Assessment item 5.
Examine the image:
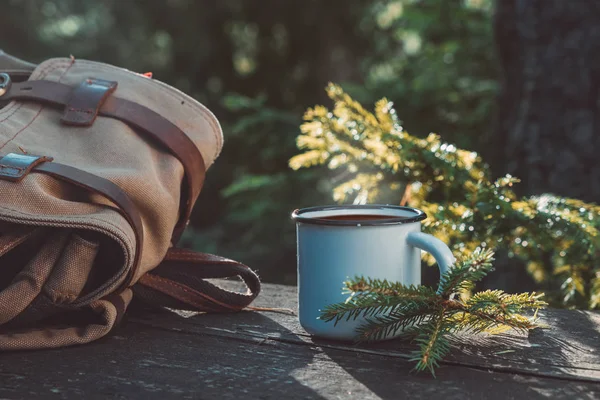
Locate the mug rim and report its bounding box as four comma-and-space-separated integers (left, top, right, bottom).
291, 204, 427, 226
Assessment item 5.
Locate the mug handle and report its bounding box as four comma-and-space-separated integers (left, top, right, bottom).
406, 232, 455, 294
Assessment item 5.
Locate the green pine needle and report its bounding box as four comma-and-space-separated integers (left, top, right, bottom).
438, 248, 495, 296
356, 304, 434, 342
319, 250, 547, 376
320, 280, 437, 324
291, 84, 600, 310
409, 313, 452, 376
466, 290, 547, 315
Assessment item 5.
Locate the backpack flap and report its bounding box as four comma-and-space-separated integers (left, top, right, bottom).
0, 56, 258, 349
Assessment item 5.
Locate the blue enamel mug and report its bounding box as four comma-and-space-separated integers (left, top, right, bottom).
292, 204, 455, 341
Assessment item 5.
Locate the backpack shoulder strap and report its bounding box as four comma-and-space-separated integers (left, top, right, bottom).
135, 248, 261, 312
0, 77, 204, 244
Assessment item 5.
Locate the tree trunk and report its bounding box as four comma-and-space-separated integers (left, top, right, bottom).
492, 0, 600, 203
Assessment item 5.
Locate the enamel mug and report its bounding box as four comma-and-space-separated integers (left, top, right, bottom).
292, 204, 455, 341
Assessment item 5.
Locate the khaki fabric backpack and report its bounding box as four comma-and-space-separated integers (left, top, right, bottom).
0, 51, 261, 349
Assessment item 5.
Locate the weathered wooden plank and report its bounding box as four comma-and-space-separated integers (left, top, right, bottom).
132, 281, 600, 382
0, 282, 597, 399
0, 314, 598, 400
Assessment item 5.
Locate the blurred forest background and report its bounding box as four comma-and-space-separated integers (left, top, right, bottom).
2, 0, 598, 292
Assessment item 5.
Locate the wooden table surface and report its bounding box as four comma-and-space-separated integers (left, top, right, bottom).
0, 282, 599, 399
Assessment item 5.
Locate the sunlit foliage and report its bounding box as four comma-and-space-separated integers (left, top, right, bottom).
291, 84, 600, 309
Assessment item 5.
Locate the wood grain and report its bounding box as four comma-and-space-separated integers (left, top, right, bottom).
0, 282, 597, 399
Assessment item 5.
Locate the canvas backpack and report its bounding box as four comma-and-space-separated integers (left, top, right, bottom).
0, 50, 261, 349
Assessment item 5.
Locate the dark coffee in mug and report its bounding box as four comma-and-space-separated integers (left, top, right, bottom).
319, 214, 406, 221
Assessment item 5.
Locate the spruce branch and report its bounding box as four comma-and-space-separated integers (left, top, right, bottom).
291, 84, 600, 309
466, 290, 547, 314
355, 304, 435, 342
319, 250, 547, 376
344, 277, 438, 298
438, 248, 495, 296
320, 282, 437, 324
410, 312, 452, 376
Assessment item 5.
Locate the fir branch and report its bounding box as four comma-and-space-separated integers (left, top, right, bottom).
466, 290, 547, 314
438, 248, 495, 297
409, 312, 452, 376
291, 85, 600, 309
344, 276, 438, 298
320, 282, 437, 324
455, 310, 540, 334
319, 249, 547, 376
319, 295, 424, 325
355, 304, 435, 342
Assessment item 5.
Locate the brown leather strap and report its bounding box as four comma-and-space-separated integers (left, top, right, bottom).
100, 94, 203, 243
0, 153, 54, 182
0, 79, 205, 244
34, 161, 143, 287
0, 153, 143, 286
62, 78, 118, 126
136, 248, 261, 312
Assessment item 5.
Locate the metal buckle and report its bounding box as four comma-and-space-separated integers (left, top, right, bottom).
0, 153, 53, 182
0, 73, 12, 97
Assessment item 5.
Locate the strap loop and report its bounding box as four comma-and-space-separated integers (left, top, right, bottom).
136, 248, 261, 313
0, 73, 11, 96
0, 153, 53, 182
61, 78, 117, 126
0, 78, 205, 244
0, 80, 261, 312
34, 161, 144, 286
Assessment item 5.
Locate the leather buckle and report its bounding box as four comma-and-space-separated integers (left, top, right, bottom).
0, 73, 11, 97
61, 77, 117, 126
0, 153, 53, 182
